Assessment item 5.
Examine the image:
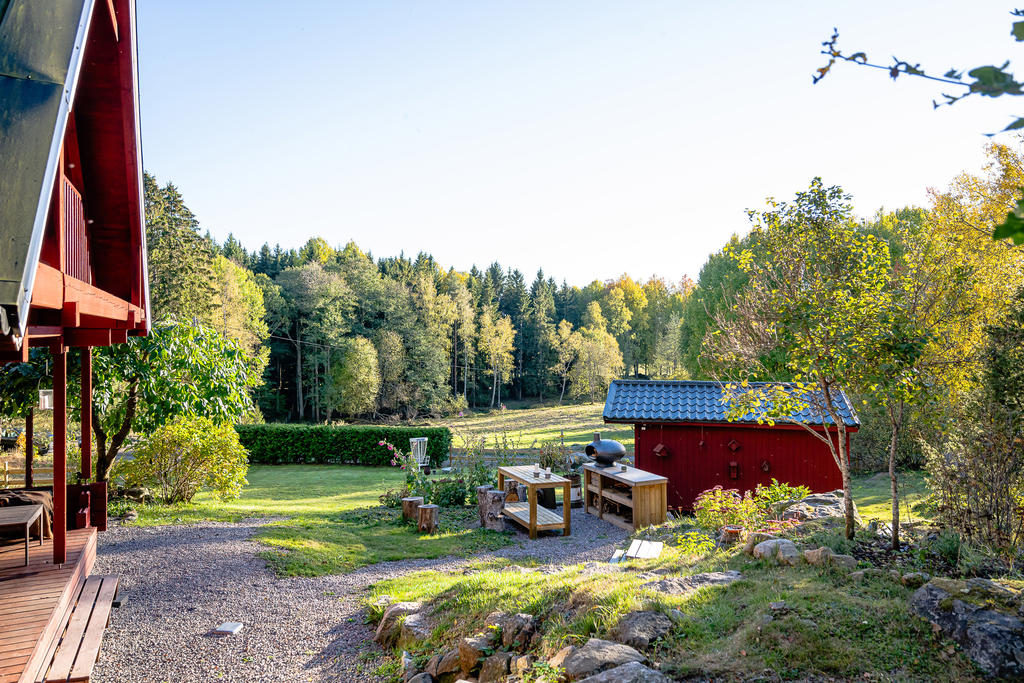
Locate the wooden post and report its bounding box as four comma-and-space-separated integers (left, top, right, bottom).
24, 408, 33, 487
401, 497, 424, 523
417, 504, 439, 534
527, 485, 537, 540
482, 490, 507, 531
53, 343, 67, 565
562, 479, 571, 536
476, 485, 493, 526
80, 347, 92, 482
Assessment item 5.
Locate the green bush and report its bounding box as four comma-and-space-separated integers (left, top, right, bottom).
692, 486, 762, 531
754, 479, 811, 512
431, 478, 468, 507
119, 416, 249, 503
234, 424, 451, 466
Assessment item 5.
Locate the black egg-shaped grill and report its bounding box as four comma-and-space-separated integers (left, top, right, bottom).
585, 432, 626, 467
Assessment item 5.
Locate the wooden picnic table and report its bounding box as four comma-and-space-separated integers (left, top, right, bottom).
0, 504, 43, 566
497, 465, 571, 540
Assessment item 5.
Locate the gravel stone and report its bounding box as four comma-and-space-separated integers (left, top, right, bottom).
91, 509, 628, 682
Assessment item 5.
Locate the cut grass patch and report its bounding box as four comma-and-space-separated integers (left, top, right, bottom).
370, 544, 983, 682
110, 464, 513, 575
258, 507, 513, 576
852, 470, 930, 523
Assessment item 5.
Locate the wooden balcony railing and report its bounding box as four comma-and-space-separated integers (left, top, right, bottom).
62, 176, 92, 283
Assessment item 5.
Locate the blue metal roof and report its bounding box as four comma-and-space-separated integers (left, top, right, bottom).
603, 380, 860, 428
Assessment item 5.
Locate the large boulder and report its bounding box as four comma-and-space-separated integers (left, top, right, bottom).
375, 602, 424, 649
458, 632, 496, 674
486, 611, 538, 649
644, 570, 743, 595
778, 490, 862, 526
478, 652, 512, 682
424, 649, 461, 681
398, 612, 434, 648
576, 661, 672, 682
743, 532, 778, 555
549, 638, 645, 681
909, 577, 1024, 679
609, 611, 672, 650
752, 538, 800, 566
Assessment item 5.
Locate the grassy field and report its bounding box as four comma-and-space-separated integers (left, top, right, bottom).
111, 465, 512, 575
370, 528, 983, 682
852, 470, 930, 523
413, 402, 634, 451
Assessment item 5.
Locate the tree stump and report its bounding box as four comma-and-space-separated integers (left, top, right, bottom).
482, 490, 507, 531
476, 485, 494, 526
503, 480, 519, 502
417, 504, 440, 534
402, 497, 424, 523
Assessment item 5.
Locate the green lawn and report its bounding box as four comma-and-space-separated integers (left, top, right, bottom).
370, 540, 982, 682
412, 402, 634, 451
113, 465, 513, 575
851, 470, 930, 523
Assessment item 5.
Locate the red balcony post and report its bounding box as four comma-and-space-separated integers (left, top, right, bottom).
52, 343, 67, 565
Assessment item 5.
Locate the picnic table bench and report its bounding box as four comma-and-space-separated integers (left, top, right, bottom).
497, 465, 571, 539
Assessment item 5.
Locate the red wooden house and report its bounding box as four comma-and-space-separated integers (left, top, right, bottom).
0, 0, 148, 680
603, 380, 859, 510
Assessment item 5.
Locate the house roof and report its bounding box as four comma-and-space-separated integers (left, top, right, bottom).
603, 379, 860, 428
0, 0, 149, 342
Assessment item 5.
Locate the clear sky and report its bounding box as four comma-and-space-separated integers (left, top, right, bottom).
137, 1, 1023, 286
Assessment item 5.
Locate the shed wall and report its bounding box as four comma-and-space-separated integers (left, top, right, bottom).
633, 423, 844, 510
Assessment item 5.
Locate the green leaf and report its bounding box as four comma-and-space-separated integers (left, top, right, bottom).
1003, 117, 1024, 131
993, 196, 1024, 244
1013, 20, 1024, 41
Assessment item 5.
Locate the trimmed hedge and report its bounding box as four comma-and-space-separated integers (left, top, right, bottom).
234, 424, 451, 466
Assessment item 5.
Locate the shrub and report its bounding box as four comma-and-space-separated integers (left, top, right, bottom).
675, 530, 716, 555
378, 487, 409, 508
431, 478, 468, 507
121, 417, 249, 503
234, 424, 451, 466
692, 486, 762, 531
753, 479, 811, 513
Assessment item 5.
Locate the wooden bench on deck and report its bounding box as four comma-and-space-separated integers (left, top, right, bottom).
35, 575, 119, 683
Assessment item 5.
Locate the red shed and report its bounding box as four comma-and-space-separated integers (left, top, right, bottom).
603, 380, 859, 511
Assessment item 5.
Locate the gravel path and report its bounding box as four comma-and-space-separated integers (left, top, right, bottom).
91, 509, 628, 683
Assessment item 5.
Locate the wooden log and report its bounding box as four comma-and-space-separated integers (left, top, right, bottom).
503, 480, 519, 502
402, 497, 424, 523
482, 490, 507, 531
476, 485, 494, 526
417, 504, 439, 534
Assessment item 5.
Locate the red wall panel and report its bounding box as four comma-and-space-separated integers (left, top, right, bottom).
634, 423, 843, 510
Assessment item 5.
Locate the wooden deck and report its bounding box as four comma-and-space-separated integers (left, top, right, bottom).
0, 528, 97, 683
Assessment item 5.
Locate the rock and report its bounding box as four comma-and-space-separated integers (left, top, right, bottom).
407, 675, 433, 683
849, 568, 884, 582
779, 490, 862, 526
479, 652, 512, 682
769, 600, 788, 612
644, 570, 743, 595
744, 532, 778, 555
501, 613, 538, 649
122, 508, 139, 522
399, 612, 434, 648
425, 649, 460, 680
609, 611, 673, 650
910, 578, 1024, 678
576, 661, 673, 682
401, 651, 416, 682
549, 638, 645, 681
458, 633, 496, 674
666, 608, 688, 625
375, 602, 423, 649
752, 539, 800, 566
889, 570, 903, 582
123, 486, 153, 503
830, 554, 857, 570
511, 655, 534, 674
803, 546, 833, 566
901, 572, 931, 589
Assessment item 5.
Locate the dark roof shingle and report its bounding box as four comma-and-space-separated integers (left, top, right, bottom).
603, 380, 860, 428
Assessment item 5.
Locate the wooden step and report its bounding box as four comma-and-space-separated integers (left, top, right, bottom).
37, 575, 118, 683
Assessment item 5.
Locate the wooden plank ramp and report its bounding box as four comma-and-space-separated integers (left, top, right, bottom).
38, 575, 119, 683
502, 502, 564, 529
0, 528, 96, 683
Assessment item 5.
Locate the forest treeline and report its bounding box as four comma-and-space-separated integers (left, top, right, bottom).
145, 140, 1024, 474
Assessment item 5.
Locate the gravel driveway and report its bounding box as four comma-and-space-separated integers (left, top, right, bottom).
91, 510, 628, 683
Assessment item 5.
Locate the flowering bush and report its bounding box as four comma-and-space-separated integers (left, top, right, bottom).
753, 479, 811, 513
692, 486, 762, 531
